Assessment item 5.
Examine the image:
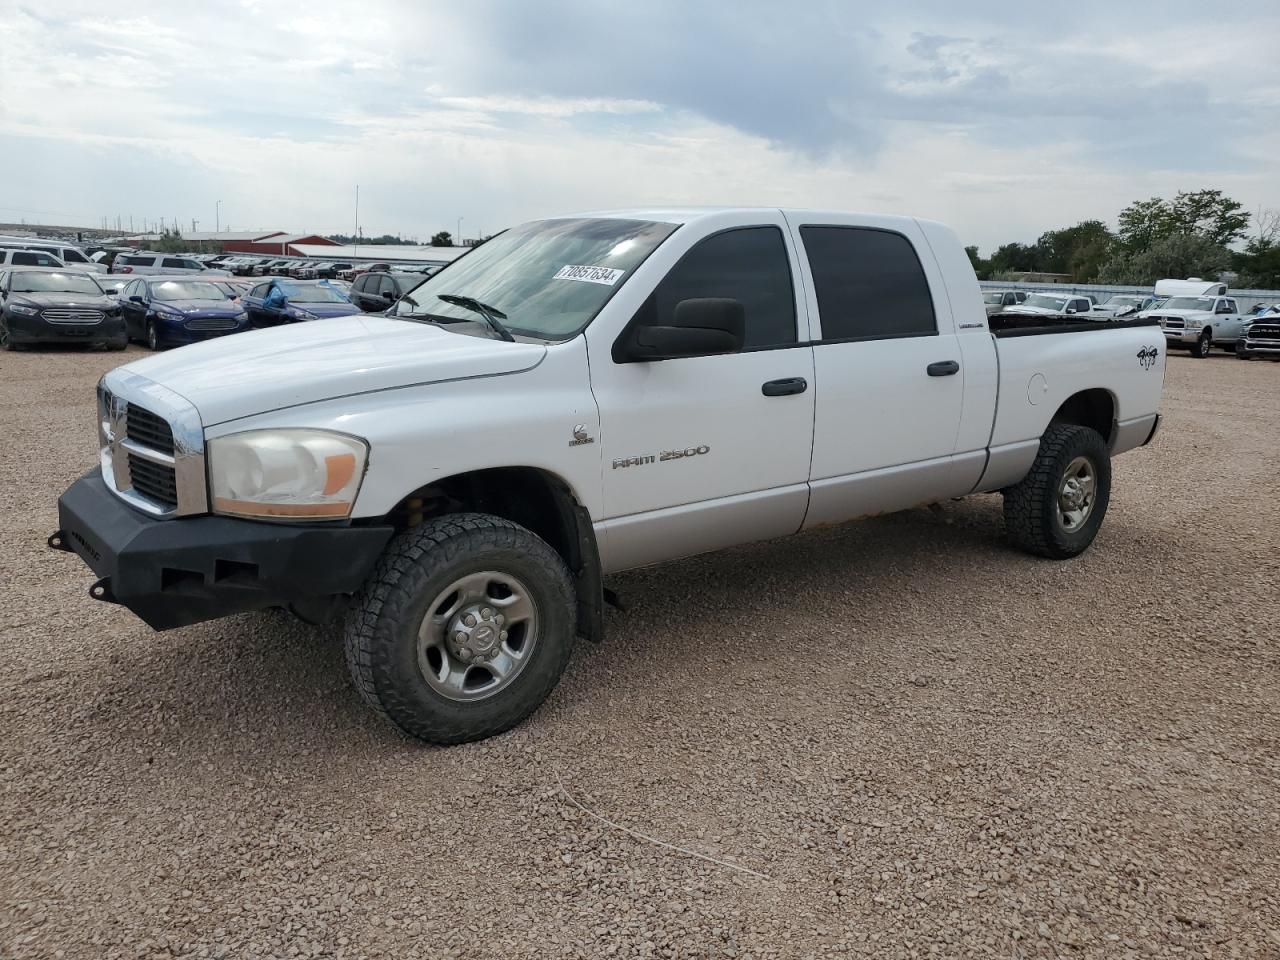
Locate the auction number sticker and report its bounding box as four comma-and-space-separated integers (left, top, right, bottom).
553, 264, 625, 285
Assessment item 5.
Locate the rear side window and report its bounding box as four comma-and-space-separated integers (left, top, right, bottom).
162, 258, 186, 269
14, 251, 59, 266
800, 226, 936, 341
634, 226, 796, 349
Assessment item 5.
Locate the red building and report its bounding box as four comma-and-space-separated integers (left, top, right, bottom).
184, 231, 341, 255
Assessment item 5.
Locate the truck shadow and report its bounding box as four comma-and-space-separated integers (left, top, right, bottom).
70, 497, 1017, 767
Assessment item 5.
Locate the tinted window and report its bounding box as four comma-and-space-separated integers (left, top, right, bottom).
250, 283, 270, 298
162, 258, 186, 268
800, 227, 936, 340
633, 227, 796, 349
352, 275, 368, 293
62, 249, 89, 263
14, 251, 59, 266
377, 275, 397, 296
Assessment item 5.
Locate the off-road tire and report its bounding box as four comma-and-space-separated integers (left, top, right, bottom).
1003, 424, 1111, 560
344, 513, 576, 744
1190, 331, 1212, 358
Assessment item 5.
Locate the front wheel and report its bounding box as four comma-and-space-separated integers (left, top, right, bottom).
1190, 331, 1212, 358
1236, 340, 1251, 359
1003, 424, 1111, 559
344, 513, 576, 744
0, 317, 17, 351
146, 320, 160, 351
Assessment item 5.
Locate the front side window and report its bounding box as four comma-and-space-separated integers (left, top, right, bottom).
630, 226, 796, 350
800, 226, 936, 340
62, 249, 89, 263
391, 217, 679, 341
250, 283, 270, 298
14, 251, 60, 267
278, 283, 349, 303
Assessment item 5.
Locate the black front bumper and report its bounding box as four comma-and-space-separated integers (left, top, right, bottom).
53, 473, 394, 630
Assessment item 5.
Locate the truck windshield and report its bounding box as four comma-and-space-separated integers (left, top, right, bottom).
1023, 294, 1067, 310
390, 217, 679, 341
983, 292, 1006, 304
1163, 297, 1215, 311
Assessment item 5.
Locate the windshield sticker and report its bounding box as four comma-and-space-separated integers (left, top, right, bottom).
553, 264, 625, 286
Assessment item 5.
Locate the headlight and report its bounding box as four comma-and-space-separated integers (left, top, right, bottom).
1185, 319, 1202, 328
291, 308, 317, 320
208, 429, 368, 520
154, 305, 183, 318
9, 303, 39, 316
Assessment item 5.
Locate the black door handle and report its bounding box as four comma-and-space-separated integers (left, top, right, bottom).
926, 360, 960, 377
762, 377, 808, 397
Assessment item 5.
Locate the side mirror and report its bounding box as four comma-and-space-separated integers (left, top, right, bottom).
382, 291, 395, 301
619, 298, 746, 362
129, 295, 144, 303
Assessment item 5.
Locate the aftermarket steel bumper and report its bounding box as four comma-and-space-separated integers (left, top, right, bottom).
52, 472, 394, 630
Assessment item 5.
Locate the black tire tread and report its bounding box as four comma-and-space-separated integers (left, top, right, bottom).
1003, 424, 1110, 560
344, 512, 575, 744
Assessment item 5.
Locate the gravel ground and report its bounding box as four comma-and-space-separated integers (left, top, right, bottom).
2, 345, 1278, 959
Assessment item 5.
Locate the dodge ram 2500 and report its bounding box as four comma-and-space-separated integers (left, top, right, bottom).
51, 208, 1166, 743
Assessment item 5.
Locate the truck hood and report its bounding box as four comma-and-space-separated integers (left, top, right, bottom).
118, 315, 546, 426
1140, 308, 1213, 319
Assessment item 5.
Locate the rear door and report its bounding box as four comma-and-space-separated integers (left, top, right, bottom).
1215, 297, 1246, 341
588, 215, 816, 571
787, 216, 970, 528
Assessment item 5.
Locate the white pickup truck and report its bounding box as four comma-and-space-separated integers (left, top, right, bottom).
1139, 294, 1250, 358
52, 208, 1166, 743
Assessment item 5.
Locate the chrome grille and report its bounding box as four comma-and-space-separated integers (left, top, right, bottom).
42, 308, 104, 324
99, 371, 207, 518
1248, 323, 1280, 341
126, 453, 178, 508
125, 403, 175, 455
1159, 316, 1184, 329
185, 317, 238, 332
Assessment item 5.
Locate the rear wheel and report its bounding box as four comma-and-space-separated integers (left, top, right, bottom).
1190, 331, 1212, 358
344, 513, 576, 744
1003, 424, 1111, 559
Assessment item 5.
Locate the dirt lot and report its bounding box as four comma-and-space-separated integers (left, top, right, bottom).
1, 345, 1277, 959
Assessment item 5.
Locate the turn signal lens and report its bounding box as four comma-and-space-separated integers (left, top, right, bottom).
208, 429, 368, 520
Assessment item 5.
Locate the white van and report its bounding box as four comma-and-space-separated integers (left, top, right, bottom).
1153, 278, 1227, 299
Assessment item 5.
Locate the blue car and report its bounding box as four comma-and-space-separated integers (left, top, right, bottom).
242, 278, 362, 329
119, 276, 251, 350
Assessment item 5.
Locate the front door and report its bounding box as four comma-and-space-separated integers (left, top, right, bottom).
587, 219, 816, 572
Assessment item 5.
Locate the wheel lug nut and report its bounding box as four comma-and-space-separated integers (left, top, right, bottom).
464, 614, 476, 627
500, 631, 508, 641
495, 615, 504, 625
481, 607, 493, 618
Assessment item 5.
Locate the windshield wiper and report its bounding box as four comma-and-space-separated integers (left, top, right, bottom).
437, 293, 516, 342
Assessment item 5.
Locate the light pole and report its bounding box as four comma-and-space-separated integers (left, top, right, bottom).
457, 217, 462, 247
215, 200, 221, 235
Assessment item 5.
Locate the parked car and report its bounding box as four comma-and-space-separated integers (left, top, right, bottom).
119, 276, 251, 350
287, 261, 317, 278
111, 252, 209, 275
982, 290, 1026, 316
0, 239, 105, 273
53, 208, 1167, 744
0, 248, 67, 269
0, 268, 125, 350
252, 258, 288, 277
241, 278, 361, 327
342, 262, 390, 281
304, 261, 352, 279
1091, 294, 1158, 318
349, 271, 421, 312
1236, 312, 1280, 360
1001, 293, 1094, 316
1138, 294, 1250, 358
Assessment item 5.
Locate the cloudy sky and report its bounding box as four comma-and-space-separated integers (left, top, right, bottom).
1, 0, 1277, 251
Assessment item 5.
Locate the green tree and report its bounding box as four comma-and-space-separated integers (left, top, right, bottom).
964, 245, 989, 279
1166, 189, 1250, 247
430, 231, 453, 247
1097, 233, 1231, 285
1034, 220, 1114, 280
986, 241, 1038, 276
